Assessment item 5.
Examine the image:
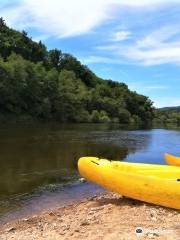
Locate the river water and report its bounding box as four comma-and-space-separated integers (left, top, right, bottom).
0, 124, 180, 223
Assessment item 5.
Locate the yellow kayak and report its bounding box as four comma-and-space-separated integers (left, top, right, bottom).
164, 153, 180, 167
78, 157, 180, 209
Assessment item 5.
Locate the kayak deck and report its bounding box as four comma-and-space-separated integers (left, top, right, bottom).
89, 157, 180, 179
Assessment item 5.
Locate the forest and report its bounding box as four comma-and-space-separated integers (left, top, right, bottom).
0, 18, 154, 125
154, 107, 180, 126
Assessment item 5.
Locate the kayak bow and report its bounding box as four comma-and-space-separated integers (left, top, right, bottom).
164, 153, 180, 167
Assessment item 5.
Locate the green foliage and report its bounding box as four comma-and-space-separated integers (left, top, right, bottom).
153, 107, 180, 126
59, 54, 97, 87
46, 49, 62, 69
0, 19, 154, 125
0, 20, 47, 62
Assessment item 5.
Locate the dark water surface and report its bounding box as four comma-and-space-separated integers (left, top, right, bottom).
0, 124, 180, 223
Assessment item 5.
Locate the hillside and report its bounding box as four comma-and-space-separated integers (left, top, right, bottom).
158, 106, 180, 112
0, 18, 154, 124
154, 106, 180, 126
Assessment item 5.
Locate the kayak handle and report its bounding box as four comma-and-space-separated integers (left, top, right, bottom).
91, 161, 100, 165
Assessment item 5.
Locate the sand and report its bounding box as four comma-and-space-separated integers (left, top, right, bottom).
0, 192, 180, 240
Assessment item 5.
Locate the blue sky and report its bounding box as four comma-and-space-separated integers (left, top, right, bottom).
1, 0, 180, 107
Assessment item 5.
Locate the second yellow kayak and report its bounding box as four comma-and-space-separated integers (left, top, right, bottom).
164, 153, 180, 166
78, 157, 180, 209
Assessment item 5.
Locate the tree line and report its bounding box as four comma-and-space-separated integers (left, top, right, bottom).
153, 107, 180, 126
0, 18, 154, 124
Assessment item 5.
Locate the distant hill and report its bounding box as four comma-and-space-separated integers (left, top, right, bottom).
158, 106, 180, 112
154, 106, 180, 125
0, 17, 154, 124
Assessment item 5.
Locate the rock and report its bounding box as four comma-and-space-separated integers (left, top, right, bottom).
107, 203, 112, 209
38, 222, 42, 227
6, 227, 16, 232
80, 220, 90, 226
147, 232, 159, 239
87, 215, 96, 221
74, 228, 80, 232
53, 223, 57, 228
87, 211, 94, 216
150, 212, 157, 221
147, 233, 155, 239
79, 178, 86, 183
94, 220, 101, 224
23, 218, 29, 222
49, 211, 56, 216
90, 206, 105, 211
168, 213, 173, 217
89, 195, 97, 201
58, 217, 63, 222
62, 224, 70, 231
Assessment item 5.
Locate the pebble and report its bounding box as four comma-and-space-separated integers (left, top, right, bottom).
58, 217, 63, 222
49, 212, 55, 216
79, 178, 86, 183
89, 195, 97, 201
80, 220, 90, 226
74, 228, 80, 232
147, 232, 159, 239
62, 224, 70, 231
6, 227, 16, 232
90, 206, 105, 211
88, 211, 94, 216
168, 213, 173, 217
94, 220, 101, 224
87, 215, 96, 220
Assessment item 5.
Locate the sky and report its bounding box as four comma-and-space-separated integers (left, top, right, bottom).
1, 0, 180, 107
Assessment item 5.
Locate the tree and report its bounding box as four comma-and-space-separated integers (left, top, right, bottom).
47, 49, 62, 69
0, 17, 6, 27
0, 20, 155, 124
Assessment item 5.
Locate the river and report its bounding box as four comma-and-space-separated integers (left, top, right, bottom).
0, 123, 180, 223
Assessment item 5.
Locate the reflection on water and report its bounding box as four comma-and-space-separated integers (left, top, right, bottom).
0, 124, 150, 199
0, 124, 180, 220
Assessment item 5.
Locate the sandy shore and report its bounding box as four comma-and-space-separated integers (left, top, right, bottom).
0, 192, 180, 240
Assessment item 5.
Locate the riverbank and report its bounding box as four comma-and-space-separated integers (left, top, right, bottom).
0, 192, 179, 240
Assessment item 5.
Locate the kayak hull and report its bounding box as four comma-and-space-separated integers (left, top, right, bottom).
78, 157, 180, 210
164, 153, 180, 167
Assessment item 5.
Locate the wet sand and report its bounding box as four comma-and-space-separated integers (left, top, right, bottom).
0, 192, 180, 240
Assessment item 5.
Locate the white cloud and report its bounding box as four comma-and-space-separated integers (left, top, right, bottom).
1, 0, 116, 38
81, 55, 132, 65
32, 34, 50, 43
1, 0, 180, 38
118, 0, 180, 7
153, 97, 180, 108
97, 25, 180, 66
128, 82, 169, 92
81, 56, 116, 64
111, 30, 131, 42
123, 26, 180, 65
